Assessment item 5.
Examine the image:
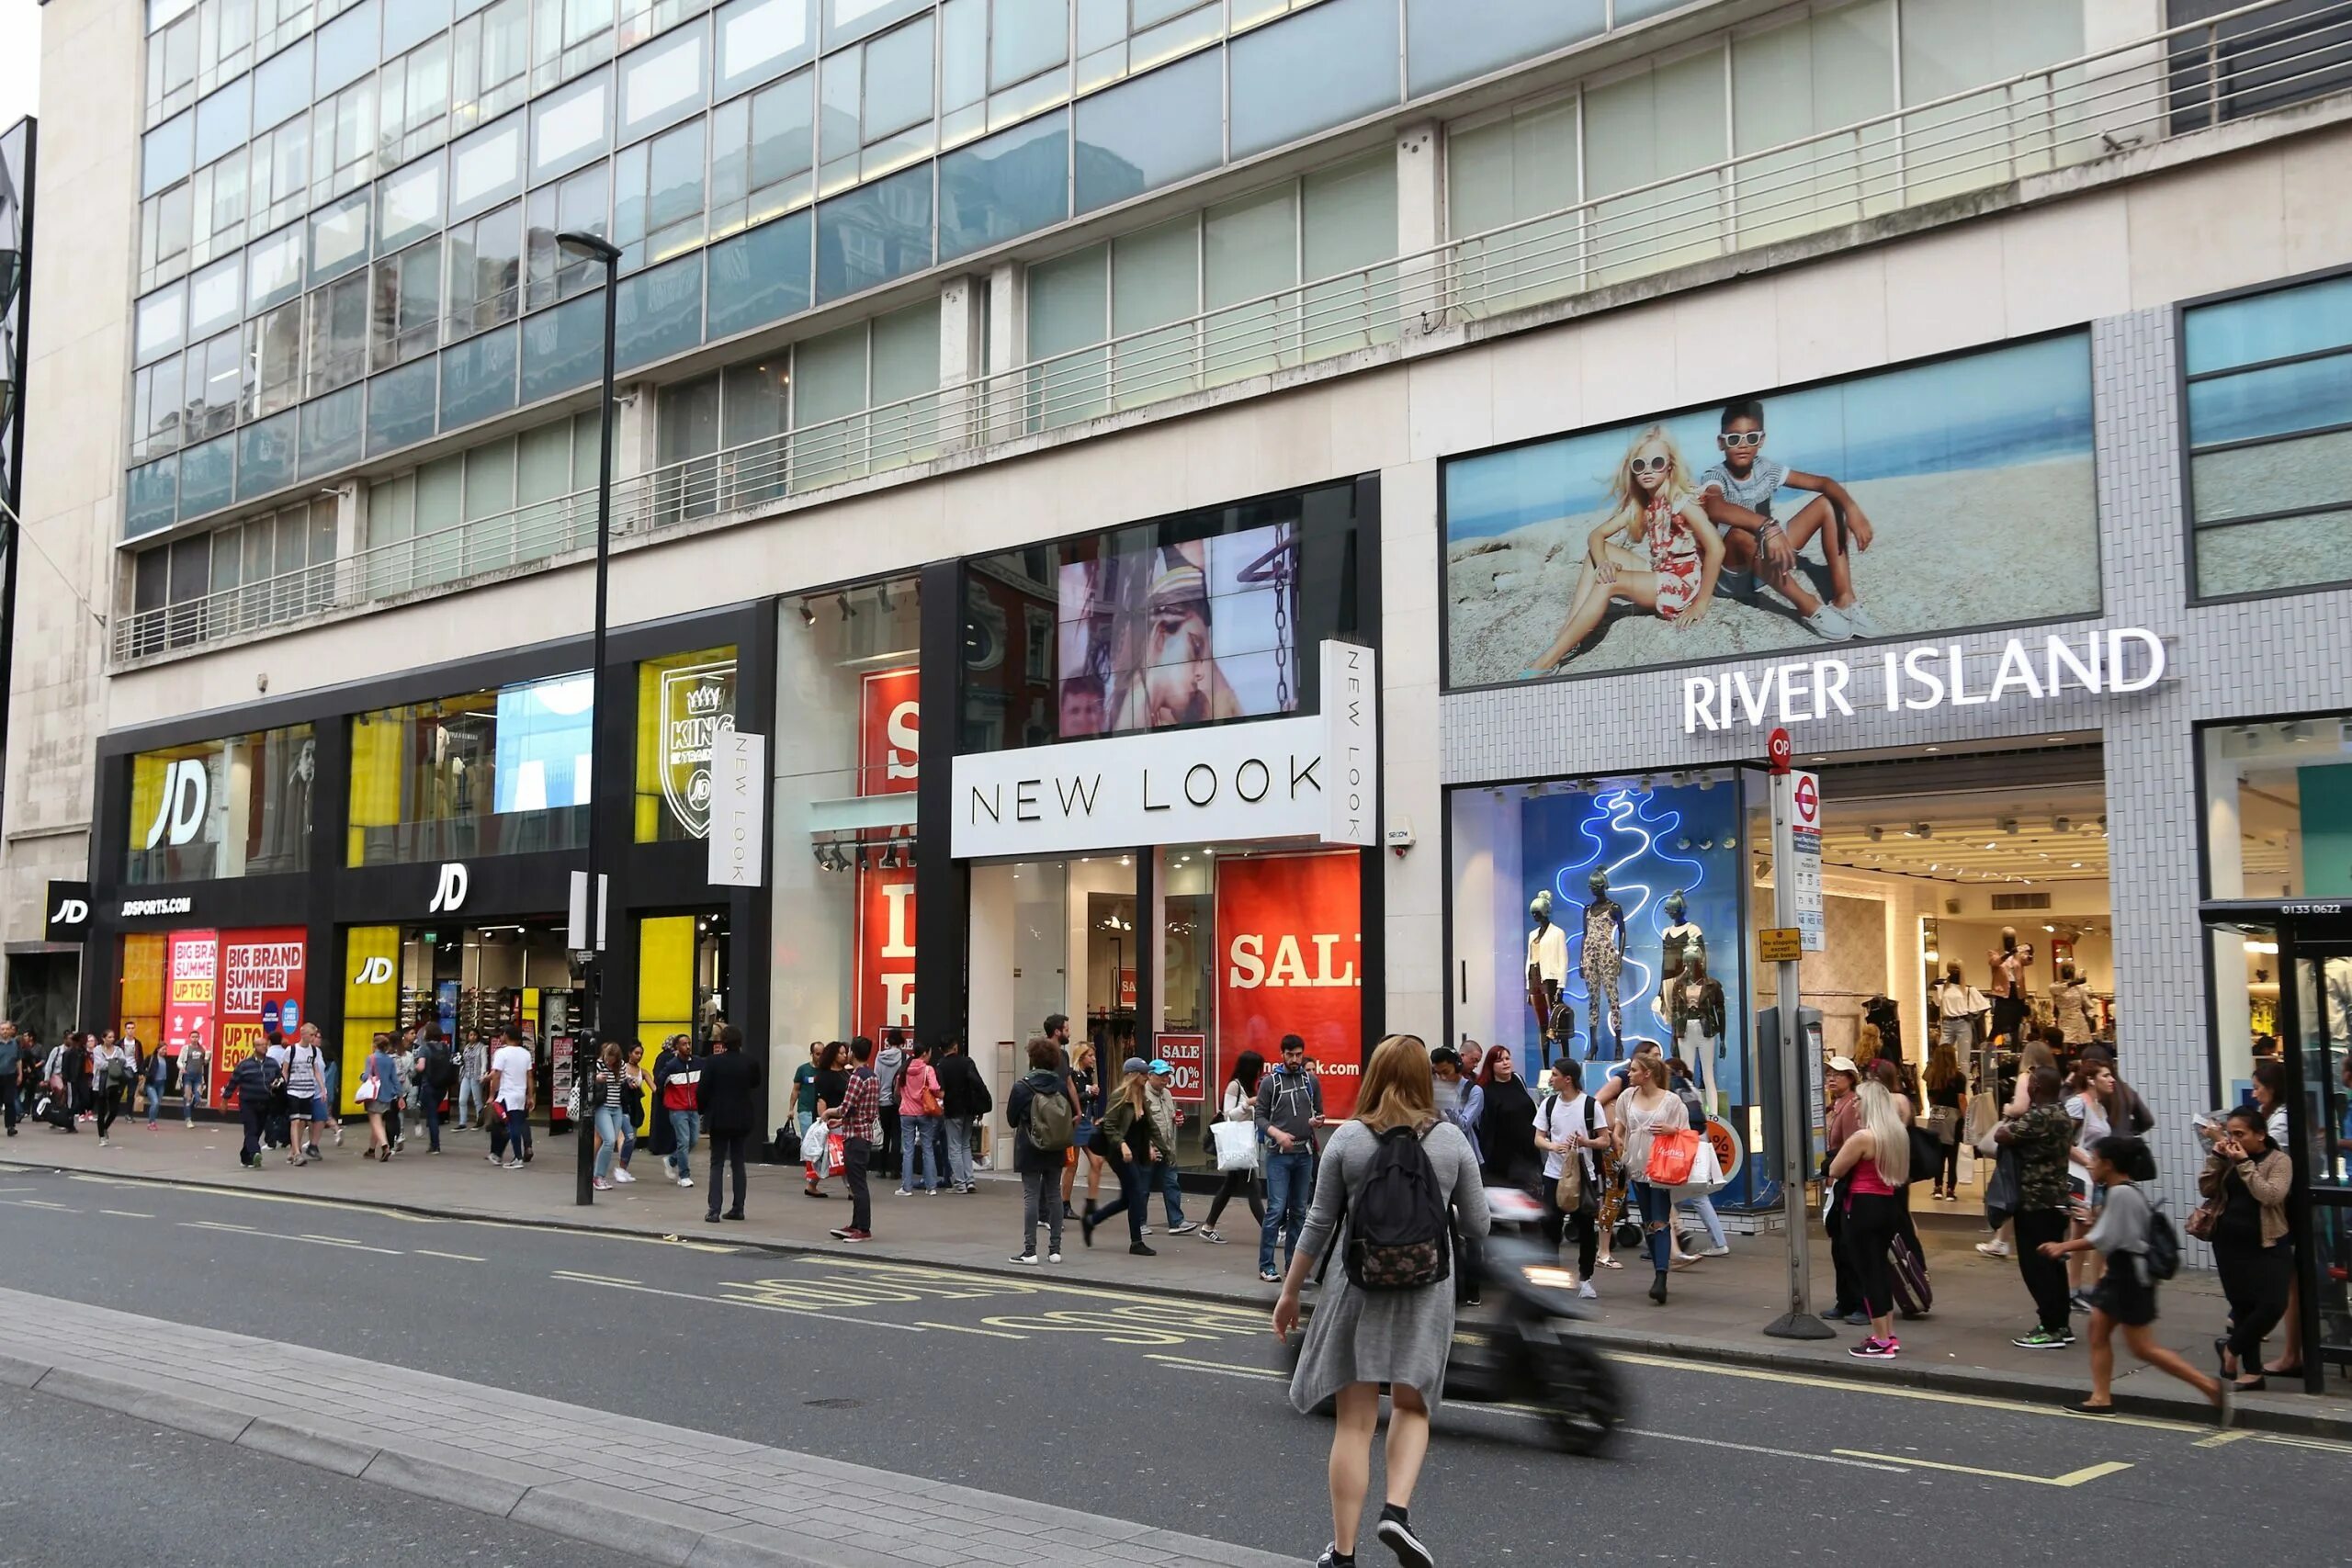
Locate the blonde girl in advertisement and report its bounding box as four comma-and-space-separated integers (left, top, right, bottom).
1521, 425, 1726, 676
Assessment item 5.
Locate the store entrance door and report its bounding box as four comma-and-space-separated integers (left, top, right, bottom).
2204, 900, 2352, 1395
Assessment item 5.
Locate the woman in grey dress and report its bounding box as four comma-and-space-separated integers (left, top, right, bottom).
1273, 1034, 1490, 1568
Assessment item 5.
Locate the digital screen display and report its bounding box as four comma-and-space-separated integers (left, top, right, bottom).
492, 672, 595, 813
1055, 520, 1298, 738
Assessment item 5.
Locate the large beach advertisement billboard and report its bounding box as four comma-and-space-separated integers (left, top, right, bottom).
1442, 333, 2100, 686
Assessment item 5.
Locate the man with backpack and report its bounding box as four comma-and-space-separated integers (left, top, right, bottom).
417, 1025, 459, 1154
227, 1043, 282, 1168
1255, 1033, 1326, 1283
1006, 1035, 1074, 1263
935, 1035, 992, 1194
1533, 1059, 1611, 1298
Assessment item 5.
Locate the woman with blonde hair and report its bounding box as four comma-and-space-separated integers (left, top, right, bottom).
1521, 424, 1727, 675
1276, 1035, 1489, 1568
1617, 1051, 1692, 1305
1827, 1079, 1913, 1359
1080, 1058, 1170, 1256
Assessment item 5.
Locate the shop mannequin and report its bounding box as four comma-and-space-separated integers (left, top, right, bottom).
1667, 939, 1727, 1104
1525, 892, 1572, 1070
1652, 889, 1703, 1021
1579, 870, 1627, 1060
1985, 927, 2034, 1043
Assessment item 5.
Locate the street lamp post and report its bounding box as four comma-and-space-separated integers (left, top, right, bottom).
559, 231, 622, 1209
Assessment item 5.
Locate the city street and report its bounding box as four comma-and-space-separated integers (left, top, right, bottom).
3, 1166, 2347, 1566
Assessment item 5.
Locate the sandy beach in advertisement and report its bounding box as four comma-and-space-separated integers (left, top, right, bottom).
1445, 454, 2100, 685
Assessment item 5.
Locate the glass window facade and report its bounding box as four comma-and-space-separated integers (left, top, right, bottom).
960, 479, 1362, 753
126, 723, 319, 884
347, 671, 596, 865
2184, 274, 2352, 600
773, 574, 922, 1068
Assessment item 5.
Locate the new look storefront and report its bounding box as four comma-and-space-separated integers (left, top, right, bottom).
925, 478, 1386, 1166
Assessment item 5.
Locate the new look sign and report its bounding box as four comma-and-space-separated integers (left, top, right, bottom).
951, 640, 1377, 859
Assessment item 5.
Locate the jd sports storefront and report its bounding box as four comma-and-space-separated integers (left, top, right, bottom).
86, 602, 774, 1122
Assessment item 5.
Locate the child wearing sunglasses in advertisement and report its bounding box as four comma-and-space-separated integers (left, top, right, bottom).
1697, 397, 1881, 641
1522, 424, 1725, 675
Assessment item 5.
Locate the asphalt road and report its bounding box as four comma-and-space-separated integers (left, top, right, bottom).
0, 1381, 644, 1568
1, 1166, 2345, 1566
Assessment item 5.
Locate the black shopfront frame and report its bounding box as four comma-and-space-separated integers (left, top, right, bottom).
84, 599, 776, 1103
912, 473, 1389, 1096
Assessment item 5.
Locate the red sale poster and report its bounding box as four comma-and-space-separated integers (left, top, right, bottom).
859, 668, 920, 800
1156, 1032, 1205, 1102
852, 668, 920, 1043
164, 930, 219, 1082
854, 866, 917, 1043
1214, 852, 1363, 1120
216, 928, 307, 1101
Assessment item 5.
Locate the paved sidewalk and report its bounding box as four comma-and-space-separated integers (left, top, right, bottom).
8, 1118, 2347, 1434
0, 1281, 1299, 1568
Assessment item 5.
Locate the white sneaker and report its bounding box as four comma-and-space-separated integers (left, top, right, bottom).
1010, 1253, 1039, 1265
1838, 600, 1883, 638
1139, 1225, 1154, 1235
614, 1169, 636, 1184
1701, 1246, 1731, 1258
503, 1158, 525, 1169
1167, 1221, 1197, 1236
1577, 1281, 1599, 1300
677, 1176, 695, 1189
1975, 1240, 2011, 1258
1047, 1252, 1063, 1264
1802, 604, 1855, 640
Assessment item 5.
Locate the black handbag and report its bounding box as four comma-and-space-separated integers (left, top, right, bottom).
1905, 1124, 1945, 1185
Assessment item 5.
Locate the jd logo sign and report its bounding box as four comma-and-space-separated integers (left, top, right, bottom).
43, 881, 92, 942
353, 955, 395, 986
143, 758, 211, 849
427, 862, 469, 913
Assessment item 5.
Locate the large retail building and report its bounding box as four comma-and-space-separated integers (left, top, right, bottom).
3, 0, 2349, 1363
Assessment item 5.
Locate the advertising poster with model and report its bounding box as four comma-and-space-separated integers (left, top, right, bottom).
1442, 333, 2099, 684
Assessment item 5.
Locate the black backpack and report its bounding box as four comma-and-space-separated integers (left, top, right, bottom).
425, 1040, 459, 1089
2140, 1190, 2181, 1281
1341, 1124, 1453, 1292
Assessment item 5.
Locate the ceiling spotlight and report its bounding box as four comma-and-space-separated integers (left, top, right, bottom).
902, 840, 917, 868
1984, 842, 1997, 851
1697, 772, 1713, 791
2071, 861, 2083, 869
1678, 836, 1692, 851
797, 602, 816, 626
1924, 745, 1940, 752
838, 594, 855, 619
1998, 817, 2018, 834
1913, 823, 1933, 839
1866, 825, 1883, 842
1702, 837, 1718, 851
1671, 771, 1689, 787
876, 583, 895, 613
879, 842, 899, 870
2052, 816, 2070, 834
1639, 774, 1655, 792
2098, 815, 2109, 834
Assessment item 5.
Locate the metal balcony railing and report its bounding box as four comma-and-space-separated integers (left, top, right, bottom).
111, 0, 2352, 663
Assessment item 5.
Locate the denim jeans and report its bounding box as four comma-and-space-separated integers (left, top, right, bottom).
1679, 1190, 1727, 1250
140, 1082, 163, 1121
666, 1110, 700, 1180
899, 1114, 940, 1191
456, 1077, 485, 1126
1632, 1179, 1674, 1273
1157, 1157, 1185, 1226
594, 1105, 628, 1179
1261, 1149, 1314, 1273
419, 1088, 444, 1152
944, 1116, 974, 1189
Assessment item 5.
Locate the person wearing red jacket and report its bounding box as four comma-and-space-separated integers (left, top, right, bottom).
655, 1032, 701, 1189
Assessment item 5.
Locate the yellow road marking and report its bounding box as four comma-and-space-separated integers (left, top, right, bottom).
915, 1320, 1029, 1339
2194, 1429, 2254, 1449
1608, 1350, 2203, 1434
548, 1272, 925, 1332
2248, 1431, 2352, 1456
413, 1248, 486, 1262
821, 1256, 1267, 1314
1835, 1450, 2132, 1487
